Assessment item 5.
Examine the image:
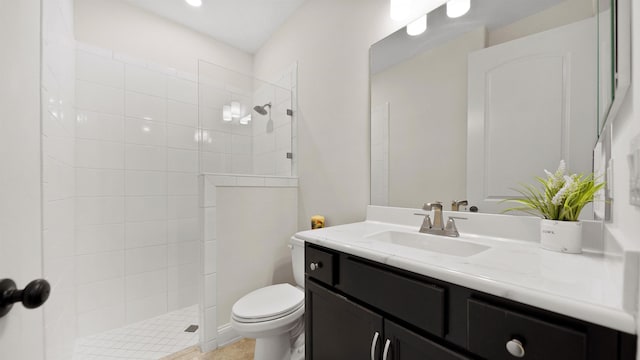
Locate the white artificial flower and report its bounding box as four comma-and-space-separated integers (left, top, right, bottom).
551, 174, 577, 205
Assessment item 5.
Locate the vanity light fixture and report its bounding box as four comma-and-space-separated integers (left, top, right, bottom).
185, 0, 202, 7
446, 0, 470, 18
406, 14, 427, 36
231, 101, 241, 118
223, 105, 232, 122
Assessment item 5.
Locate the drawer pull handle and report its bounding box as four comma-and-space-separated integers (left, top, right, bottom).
370, 332, 379, 360
506, 339, 525, 358
382, 339, 391, 360
309, 262, 322, 271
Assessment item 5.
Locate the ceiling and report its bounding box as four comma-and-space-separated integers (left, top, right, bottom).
122, 0, 307, 53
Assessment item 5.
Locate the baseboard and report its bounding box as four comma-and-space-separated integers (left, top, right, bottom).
217, 323, 242, 347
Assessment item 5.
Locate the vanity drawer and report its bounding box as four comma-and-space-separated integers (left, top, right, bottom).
468, 299, 586, 360
305, 245, 336, 286
339, 256, 445, 337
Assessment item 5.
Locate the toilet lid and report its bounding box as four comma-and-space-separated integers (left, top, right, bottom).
232, 283, 304, 323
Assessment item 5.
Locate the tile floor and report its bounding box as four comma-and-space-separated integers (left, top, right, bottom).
73, 305, 200, 360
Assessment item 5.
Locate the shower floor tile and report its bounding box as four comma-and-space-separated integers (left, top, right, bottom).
73, 305, 199, 360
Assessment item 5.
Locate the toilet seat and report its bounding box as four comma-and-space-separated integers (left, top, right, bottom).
232, 283, 304, 323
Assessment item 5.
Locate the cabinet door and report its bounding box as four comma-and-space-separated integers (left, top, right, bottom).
383, 320, 471, 360
306, 280, 383, 360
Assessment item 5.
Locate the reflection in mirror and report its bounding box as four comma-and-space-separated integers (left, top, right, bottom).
370, 0, 598, 216
597, 0, 631, 136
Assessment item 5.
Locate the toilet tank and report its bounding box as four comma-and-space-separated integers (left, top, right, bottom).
290, 237, 305, 288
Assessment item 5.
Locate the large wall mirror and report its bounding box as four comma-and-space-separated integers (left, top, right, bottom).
370, 0, 616, 215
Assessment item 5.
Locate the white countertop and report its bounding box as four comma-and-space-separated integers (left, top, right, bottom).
295, 207, 637, 334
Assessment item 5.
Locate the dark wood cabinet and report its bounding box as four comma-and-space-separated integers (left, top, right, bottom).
305, 280, 383, 359
305, 243, 637, 360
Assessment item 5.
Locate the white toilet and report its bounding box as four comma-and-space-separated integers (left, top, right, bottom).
230, 237, 306, 360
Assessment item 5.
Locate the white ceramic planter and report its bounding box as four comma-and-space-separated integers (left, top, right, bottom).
540, 219, 583, 254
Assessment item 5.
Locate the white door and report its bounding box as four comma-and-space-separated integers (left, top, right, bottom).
467, 17, 596, 213
0, 1, 45, 359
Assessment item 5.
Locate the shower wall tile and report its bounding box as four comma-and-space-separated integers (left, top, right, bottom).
125, 144, 167, 171
125, 269, 168, 301
77, 304, 126, 338
125, 294, 168, 324
168, 173, 198, 195
75, 223, 125, 255
168, 196, 198, 219
169, 264, 199, 293
168, 241, 199, 267
76, 80, 125, 115
76, 111, 124, 142
76, 278, 125, 314
168, 100, 198, 127
125, 170, 167, 196
168, 218, 199, 243
125, 91, 167, 122
125, 220, 167, 249
76, 51, 124, 89
74, 45, 200, 335
168, 77, 198, 104
125, 245, 168, 275
75, 250, 125, 284
125, 196, 167, 222
76, 139, 125, 169
125, 117, 167, 146
76, 197, 125, 226
125, 64, 167, 98
168, 149, 199, 172
167, 124, 198, 150
76, 168, 125, 197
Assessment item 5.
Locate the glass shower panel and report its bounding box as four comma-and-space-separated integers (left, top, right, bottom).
198, 60, 294, 176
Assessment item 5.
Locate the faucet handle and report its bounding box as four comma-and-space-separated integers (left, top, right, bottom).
414, 213, 432, 232
444, 216, 467, 237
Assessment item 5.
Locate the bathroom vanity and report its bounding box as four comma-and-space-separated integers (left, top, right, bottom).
297, 206, 638, 360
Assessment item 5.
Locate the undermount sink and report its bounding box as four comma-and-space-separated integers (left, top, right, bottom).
366, 231, 490, 257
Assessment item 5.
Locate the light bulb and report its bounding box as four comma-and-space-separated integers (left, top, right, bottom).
185, 0, 202, 7
446, 0, 470, 18
406, 15, 427, 36
231, 101, 241, 117
222, 105, 232, 122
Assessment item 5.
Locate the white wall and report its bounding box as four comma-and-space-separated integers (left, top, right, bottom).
0, 1, 45, 359
74, 0, 253, 75
41, 0, 77, 358
253, 0, 398, 229
217, 186, 298, 335
488, 0, 594, 46
371, 28, 485, 208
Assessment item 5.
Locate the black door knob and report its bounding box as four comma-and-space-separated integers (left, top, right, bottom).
0, 278, 51, 318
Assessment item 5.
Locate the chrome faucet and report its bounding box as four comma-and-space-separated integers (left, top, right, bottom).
423, 202, 444, 230
415, 202, 467, 237
451, 200, 468, 211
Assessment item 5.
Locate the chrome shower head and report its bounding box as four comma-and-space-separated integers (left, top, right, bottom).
253, 102, 271, 115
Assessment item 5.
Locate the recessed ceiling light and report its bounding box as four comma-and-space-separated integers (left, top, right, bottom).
185, 0, 202, 7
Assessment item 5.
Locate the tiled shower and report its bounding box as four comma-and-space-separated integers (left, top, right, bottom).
40, 1, 296, 358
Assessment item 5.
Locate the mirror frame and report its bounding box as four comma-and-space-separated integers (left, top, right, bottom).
599, 0, 631, 136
